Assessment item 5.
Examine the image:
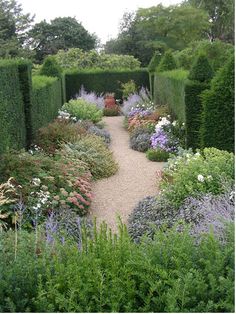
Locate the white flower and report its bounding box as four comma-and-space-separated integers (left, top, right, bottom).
32, 178, 41, 186
207, 175, 213, 181
195, 152, 201, 157
172, 121, 177, 126
197, 174, 205, 182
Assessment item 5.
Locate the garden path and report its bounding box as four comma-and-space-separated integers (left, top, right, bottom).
90, 116, 164, 233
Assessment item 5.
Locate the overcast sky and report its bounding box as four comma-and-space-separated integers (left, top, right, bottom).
18, 0, 183, 44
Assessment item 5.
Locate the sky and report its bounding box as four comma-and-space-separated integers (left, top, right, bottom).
18, 0, 183, 44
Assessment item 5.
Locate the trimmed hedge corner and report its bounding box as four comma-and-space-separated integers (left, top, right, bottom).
153, 69, 188, 123
65, 69, 149, 101
32, 76, 62, 138
0, 60, 26, 153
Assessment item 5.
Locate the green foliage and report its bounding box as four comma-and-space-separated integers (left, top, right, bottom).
65, 69, 149, 100
162, 148, 235, 208
147, 51, 162, 73
146, 148, 169, 161
0, 223, 234, 312
36, 119, 86, 154
157, 51, 177, 72
185, 80, 209, 149
104, 4, 210, 66
120, 80, 137, 99
39, 56, 62, 78
28, 17, 97, 62
103, 107, 120, 116
55, 48, 141, 70
62, 135, 118, 179
0, 0, 34, 58
0, 59, 26, 153
188, 54, 213, 83
174, 40, 234, 71
62, 99, 103, 123
154, 69, 188, 123
32, 76, 62, 138
200, 56, 234, 152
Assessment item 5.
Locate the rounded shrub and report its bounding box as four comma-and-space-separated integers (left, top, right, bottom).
157, 51, 177, 72
188, 54, 213, 83
87, 125, 111, 145
146, 148, 170, 161
61, 135, 118, 179
62, 99, 103, 123
129, 127, 152, 152
40, 56, 62, 79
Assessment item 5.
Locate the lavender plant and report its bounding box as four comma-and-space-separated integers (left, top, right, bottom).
76, 86, 104, 110
87, 125, 111, 145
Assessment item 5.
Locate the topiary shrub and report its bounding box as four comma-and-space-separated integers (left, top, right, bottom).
185, 54, 213, 150
40, 56, 62, 79
146, 148, 170, 161
188, 54, 213, 83
200, 55, 234, 152
157, 51, 177, 72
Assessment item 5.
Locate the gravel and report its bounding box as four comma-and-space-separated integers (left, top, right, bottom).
90, 116, 164, 233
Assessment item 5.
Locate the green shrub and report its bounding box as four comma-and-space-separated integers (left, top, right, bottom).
40, 56, 62, 79
161, 148, 235, 208
188, 54, 213, 83
120, 80, 137, 99
36, 119, 87, 153
200, 55, 234, 152
157, 51, 177, 72
62, 99, 103, 123
154, 69, 188, 123
65, 69, 149, 100
0, 223, 234, 312
146, 148, 169, 161
61, 135, 118, 179
32, 76, 63, 138
0, 60, 26, 153
174, 40, 234, 72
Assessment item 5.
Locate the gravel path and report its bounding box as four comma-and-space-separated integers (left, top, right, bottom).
90, 116, 164, 233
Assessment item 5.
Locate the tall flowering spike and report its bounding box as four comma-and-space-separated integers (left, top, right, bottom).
46, 212, 58, 244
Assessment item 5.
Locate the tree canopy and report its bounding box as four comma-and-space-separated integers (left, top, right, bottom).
28, 17, 97, 62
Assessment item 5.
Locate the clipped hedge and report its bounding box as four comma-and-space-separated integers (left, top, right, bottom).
200, 56, 235, 152
31, 76, 62, 138
185, 55, 213, 150
65, 68, 149, 101
0, 60, 26, 153
153, 69, 188, 123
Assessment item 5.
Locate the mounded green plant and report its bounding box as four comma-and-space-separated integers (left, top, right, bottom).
35, 118, 87, 154
61, 135, 118, 179
62, 99, 103, 123
146, 148, 170, 161
157, 51, 177, 72
200, 55, 234, 152
103, 106, 120, 116
40, 56, 62, 79
0, 222, 234, 312
161, 148, 235, 208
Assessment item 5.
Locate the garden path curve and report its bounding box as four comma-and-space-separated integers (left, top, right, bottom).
90, 116, 164, 233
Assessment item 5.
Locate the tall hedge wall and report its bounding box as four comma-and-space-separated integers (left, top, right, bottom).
0, 60, 26, 153
31, 76, 62, 138
153, 70, 188, 123
65, 69, 149, 101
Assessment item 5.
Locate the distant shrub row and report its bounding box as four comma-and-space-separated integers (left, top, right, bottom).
65, 68, 149, 100
0, 59, 63, 153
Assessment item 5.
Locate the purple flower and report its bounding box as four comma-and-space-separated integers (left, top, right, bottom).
45, 212, 58, 244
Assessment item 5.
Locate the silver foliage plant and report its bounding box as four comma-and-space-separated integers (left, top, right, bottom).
128, 189, 234, 243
